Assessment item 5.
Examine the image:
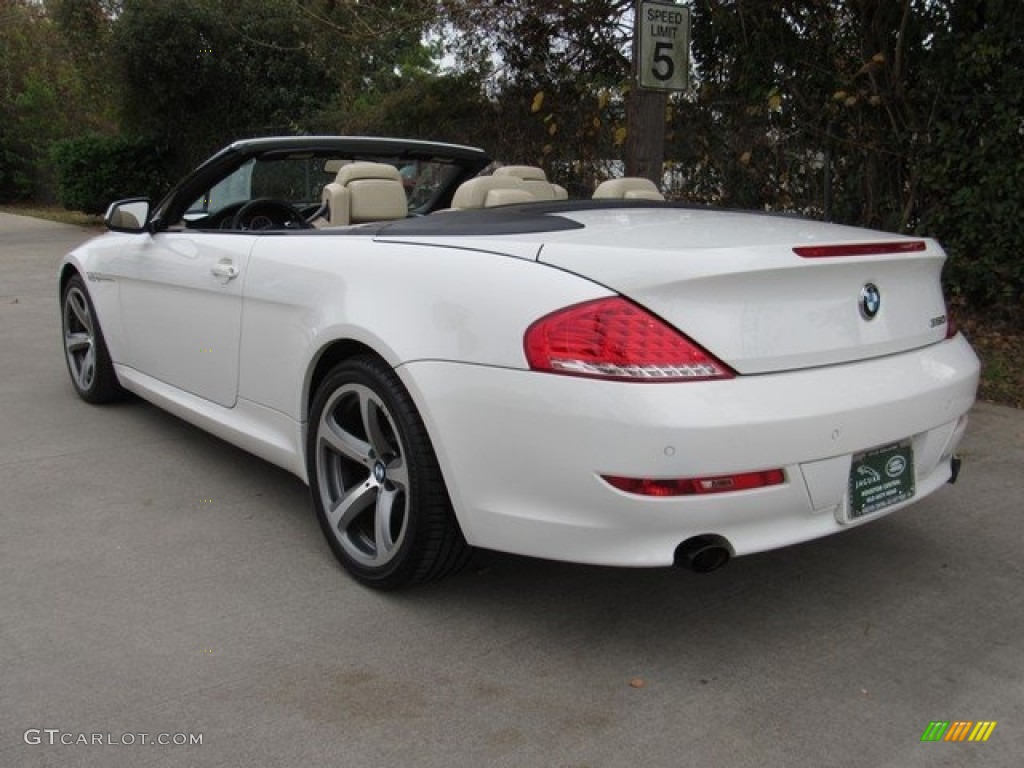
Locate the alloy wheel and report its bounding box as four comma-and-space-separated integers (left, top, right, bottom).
63, 285, 97, 392
315, 382, 410, 568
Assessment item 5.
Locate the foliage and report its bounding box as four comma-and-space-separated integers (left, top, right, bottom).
104, 0, 441, 176
0, 1, 39, 201
299, 0, 439, 101
440, 0, 636, 191
112, 0, 334, 175
50, 134, 172, 214
441, 0, 632, 87
323, 72, 494, 146
46, 0, 118, 119
679, 1, 934, 223
915, 0, 1024, 315
0, 0, 107, 201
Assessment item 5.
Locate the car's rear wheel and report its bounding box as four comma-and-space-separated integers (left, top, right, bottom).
61, 275, 125, 403
307, 355, 470, 589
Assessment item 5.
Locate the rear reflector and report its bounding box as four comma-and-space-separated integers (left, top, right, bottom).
603, 469, 785, 497
794, 241, 926, 258
525, 297, 734, 381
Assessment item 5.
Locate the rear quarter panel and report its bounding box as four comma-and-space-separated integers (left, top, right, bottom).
237, 234, 609, 421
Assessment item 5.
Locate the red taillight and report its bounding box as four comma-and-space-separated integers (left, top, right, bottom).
524, 297, 733, 381
603, 469, 786, 497
794, 241, 926, 258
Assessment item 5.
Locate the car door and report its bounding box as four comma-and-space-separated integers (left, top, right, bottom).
111, 230, 256, 408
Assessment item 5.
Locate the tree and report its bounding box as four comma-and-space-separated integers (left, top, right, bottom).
916, 0, 1024, 313
0, 0, 109, 201
298, 0, 439, 102
110, 0, 444, 173
440, 0, 640, 189
322, 71, 496, 147
0, 1, 42, 199
112, 0, 335, 172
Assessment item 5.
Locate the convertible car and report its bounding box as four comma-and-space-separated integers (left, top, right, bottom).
59, 136, 980, 589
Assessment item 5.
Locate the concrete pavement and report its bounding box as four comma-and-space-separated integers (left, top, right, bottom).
1, 211, 1021, 767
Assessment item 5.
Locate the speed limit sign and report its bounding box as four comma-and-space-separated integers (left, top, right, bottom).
638, 0, 690, 92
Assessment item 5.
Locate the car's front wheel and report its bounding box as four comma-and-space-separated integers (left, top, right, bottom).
61, 274, 125, 403
307, 356, 470, 589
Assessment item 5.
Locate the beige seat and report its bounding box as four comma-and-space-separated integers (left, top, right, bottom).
321, 162, 408, 226
593, 177, 665, 201
450, 176, 535, 209
493, 165, 568, 201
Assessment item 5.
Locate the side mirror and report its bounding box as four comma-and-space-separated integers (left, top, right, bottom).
104, 198, 151, 233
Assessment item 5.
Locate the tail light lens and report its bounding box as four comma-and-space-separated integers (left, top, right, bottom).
524, 297, 733, 382
603, 469, 786, 497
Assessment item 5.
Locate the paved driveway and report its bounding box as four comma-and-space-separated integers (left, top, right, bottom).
1, 211, 1021, 767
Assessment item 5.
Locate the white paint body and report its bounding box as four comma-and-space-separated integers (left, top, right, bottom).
64, 206, 980, 566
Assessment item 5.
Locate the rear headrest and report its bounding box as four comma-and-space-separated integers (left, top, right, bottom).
451, 176, 535, 209
593, 177, 665, 201
493, 165, 568, 201
494, 165, 548, 182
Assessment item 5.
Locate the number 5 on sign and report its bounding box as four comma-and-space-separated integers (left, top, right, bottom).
638, 0, 690, 92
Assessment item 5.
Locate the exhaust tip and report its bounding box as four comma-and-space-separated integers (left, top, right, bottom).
675, 535, 732, 573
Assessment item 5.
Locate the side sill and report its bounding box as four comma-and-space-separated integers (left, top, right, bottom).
114, 365, 307, 482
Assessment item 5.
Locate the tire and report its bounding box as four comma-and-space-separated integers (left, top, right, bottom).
61, 274, 126, 404
307, 355, 470, 589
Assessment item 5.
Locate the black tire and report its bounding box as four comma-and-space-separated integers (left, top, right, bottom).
306, 355, 470, 589
61, 274, 126, 404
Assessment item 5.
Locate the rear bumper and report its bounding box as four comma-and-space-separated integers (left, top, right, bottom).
399, 335, 979, 567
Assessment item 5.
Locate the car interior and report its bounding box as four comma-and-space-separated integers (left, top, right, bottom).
180, 150, 665, 233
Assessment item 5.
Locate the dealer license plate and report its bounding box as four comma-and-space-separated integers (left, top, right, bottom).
848, 441, 915, 520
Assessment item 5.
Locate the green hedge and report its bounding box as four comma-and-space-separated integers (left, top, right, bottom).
0, 139, 34, 203
49, 135, 173, 215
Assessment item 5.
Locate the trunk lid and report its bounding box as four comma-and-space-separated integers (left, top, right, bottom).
536, 208, 950, 375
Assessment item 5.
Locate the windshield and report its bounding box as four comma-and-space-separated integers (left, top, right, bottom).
185, 154, 461, 220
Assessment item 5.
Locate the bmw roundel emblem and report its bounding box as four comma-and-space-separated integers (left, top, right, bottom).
860, 283, 881, 320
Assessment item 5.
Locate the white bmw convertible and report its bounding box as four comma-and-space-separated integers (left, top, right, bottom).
59, 136, 980, 589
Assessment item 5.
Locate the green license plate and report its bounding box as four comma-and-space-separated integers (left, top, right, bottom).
848, 441, 915, 519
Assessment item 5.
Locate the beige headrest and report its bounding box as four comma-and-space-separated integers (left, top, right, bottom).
321, 162, 407, 226
492, 165, 567, 201
494, 165, 549, 182
593, 177, 665, 201
451, 176, 535, 209
334, 162, 402, 185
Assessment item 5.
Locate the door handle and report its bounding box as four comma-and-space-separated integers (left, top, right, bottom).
210, 261, 239, 280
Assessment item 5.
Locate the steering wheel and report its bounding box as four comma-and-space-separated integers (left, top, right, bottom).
230, 198, 311, 231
